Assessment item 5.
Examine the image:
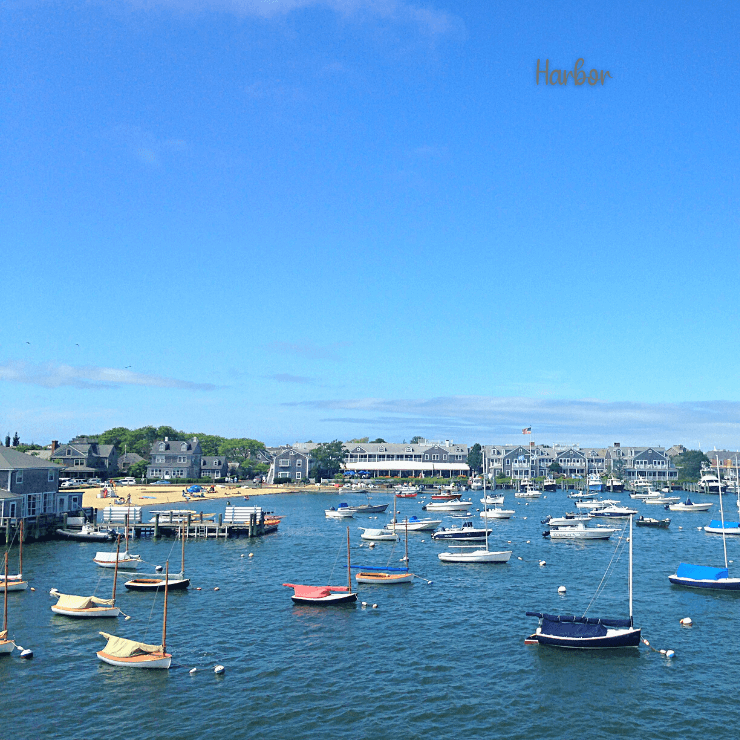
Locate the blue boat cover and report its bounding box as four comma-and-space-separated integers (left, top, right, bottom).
525, 613, 632, 636
675, 563, 728, 580
709, 521, 740, 529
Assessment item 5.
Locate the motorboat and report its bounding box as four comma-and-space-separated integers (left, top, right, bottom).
669, 563, 740, 590
604, 477, 624, 492
542, 477, 558, 492
423, 499, 473, 512
430, 491, 462, 501
635, 516, 670, 528
544, 521, 615, 540
386, 516, 441, 532
469, 479, 484, 491
480, 494, 505, 506
431, 522, 492, 541
395, 485, 419, 498
668, 498, 713, 512
93, 551, 143, 569
56, 524, 115, 542
589, 505, 638, 519
359, 528, 399, 542
479, 509, 515, 520
515, 487, 542, 499
642, 496, 680, 505
325, 505, 354, 519
588, 473, 604, 492
698, 470, 727, 494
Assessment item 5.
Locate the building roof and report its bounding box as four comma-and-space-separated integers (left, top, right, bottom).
0, 447, 63, 469
119, 452, 144, 464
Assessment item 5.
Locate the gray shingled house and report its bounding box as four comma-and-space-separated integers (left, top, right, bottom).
146, 437, 202, 480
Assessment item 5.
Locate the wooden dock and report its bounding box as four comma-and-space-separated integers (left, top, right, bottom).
120, 507, 277, 539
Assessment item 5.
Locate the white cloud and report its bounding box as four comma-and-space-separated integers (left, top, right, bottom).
285, 395, 740, 448
0, 361, 216, 391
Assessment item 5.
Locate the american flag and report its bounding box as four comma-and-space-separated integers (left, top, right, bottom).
522, 427, 531, 434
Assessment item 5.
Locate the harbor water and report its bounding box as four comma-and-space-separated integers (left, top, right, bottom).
3, 490, 740, 740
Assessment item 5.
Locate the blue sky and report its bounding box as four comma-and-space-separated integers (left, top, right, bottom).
2, 0, 739, 448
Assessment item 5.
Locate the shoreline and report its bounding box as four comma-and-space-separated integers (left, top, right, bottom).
81, 483, 344, 509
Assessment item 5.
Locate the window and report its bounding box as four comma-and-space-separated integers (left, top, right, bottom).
214, 460, 220, 466
66, 449, 72, 455
443, 455, 448, 461
379, 446, 386, 452
48, 470, 55, 482
74, 459, 84, 466
279, 459, 290, 467
405, 447, 412, 452
295, 472, 302, 479
296, 460, 302, 467
159, 443, 165, 451
16, 471, 23, 484
178, 456, 187, 463
27, 494, 37, 516
432, 454, 439, 461
156, 456, 165, 463
278, 472, 290, 479
181, 443, 187, 451
424, 454, 429, 460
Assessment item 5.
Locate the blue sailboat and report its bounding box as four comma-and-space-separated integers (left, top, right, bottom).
526, 514, 641, 649
669, 462, 740, 590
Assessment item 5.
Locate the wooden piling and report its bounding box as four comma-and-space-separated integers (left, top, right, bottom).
154, 513, 160, 539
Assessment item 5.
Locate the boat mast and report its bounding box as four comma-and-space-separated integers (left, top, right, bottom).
124, 513, 129, 555
3, 553, 7, 634
392, 495, 397, 534
162, 561, 169, 655
181, 522, 185, 576
19, 519, 23, 578
404, 520, 409, 565
717, 459, 729, 571
628, 512, 633, 627
346, 526, 351, 592
112, 536, 120, 605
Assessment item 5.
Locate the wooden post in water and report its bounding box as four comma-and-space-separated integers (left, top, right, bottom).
187, 512, 192, 536
62, 513, 68, 531
154, 513, 160, 539
162, 561, 168, 655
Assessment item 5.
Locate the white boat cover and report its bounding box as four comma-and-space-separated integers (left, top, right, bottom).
56, 594, 114, 609
0, 630, 6, 640
99, 632, 162, 658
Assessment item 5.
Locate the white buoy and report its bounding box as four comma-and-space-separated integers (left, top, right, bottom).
369, 542, 375, 548
558, 586, 566, 594
155, 565, 163, 572
517, 556, 523, 560
190, 668, 197, 675
20, 649, 33, 659
248, 553, 254, 558
361, 601, 367, 607
30, 587, 35, 592
240, 554, 244, 558
372, 603, 378, 609
526, 540, 531, 544
665, 650, 675, 658
523, 517, 527, 520
214, 587, 220, 591
539, 560, 546, 567
214, 664, 225, 674
680, 617, 693, 626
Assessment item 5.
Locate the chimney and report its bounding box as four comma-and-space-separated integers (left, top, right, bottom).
614, 442, 620, 448
51, 440, 59, 455
165, 437, 169, 442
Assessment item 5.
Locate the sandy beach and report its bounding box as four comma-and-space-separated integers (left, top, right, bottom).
81, 483, 333, 509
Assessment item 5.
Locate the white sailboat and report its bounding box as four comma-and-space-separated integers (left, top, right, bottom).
354, 519, 414, 584
124, 524, 190, 591
94, 515, 142, 569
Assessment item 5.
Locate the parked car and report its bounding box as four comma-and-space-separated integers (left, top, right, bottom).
152, 480, 172, 485
119, 477, 137, 486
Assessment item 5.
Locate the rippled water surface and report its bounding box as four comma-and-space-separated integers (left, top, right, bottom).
4, 490, 740, 740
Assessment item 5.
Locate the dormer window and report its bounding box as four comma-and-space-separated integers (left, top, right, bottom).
159, 443, 165, 451
405, 447, 412, 452
66, 449, 71, 455
181, 443, 187, 451
379, 446, 386, 452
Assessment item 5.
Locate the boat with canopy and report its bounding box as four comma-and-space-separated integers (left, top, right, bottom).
94, 515, 142, 569
526, 514, 641, 648
669, 461, 740, 590
124, 524, 190, 592
283, 528, 357, 604
96, 562, 172, 669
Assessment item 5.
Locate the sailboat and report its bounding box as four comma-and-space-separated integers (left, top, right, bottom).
526, 514, 641, 648
51, 537, 122, 618
353, 519, 414, 584
0, 520, 29, 592
438, 487, 513, 563
283, 527, 358, 604
94, 515, 143, 569
1, 553, 17, 655
124, 524, 190, 591
669, 460, 740, 590
97, 562, 172, 669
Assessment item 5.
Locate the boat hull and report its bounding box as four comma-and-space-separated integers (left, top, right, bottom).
359, 529, 399, 541
51, 605, 121, 618
668, 575, 740, 590
479, 510, 514, 519
431, 528, 492, 541
290, 592, 358, 605
535, 627, 641, 649
548, 529, 614, 540
56, 529, 113, 542
97, 651, 172, 669
354, 572, 414, 584
124, 577, 190, 591
0, 579, 28, 592
0, 639, 14, 655
438, 550, 512, 563
668, 503, 712, 512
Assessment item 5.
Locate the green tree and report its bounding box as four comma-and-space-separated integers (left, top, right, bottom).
218, 438, 266, 462
348, 437, 369, 444
311, 440, 348, 479
549, 461, 562, 474
128, 460, 149, 479
467, 443, 482, 473
12, 432, 20, 446
673, 450, 710, 482
410, 436, 424, 444
611, 458, 626, 479
371, 438, 386, 444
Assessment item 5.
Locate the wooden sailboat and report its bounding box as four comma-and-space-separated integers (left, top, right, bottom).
51, 537, 122, 618
97, 561, 172, 669
526, 514, 641, 648
354, 519, 414, 584
0, 520, 29, 592
283, 527, 358, 604
1, 553, 17, 655
124, 524, 190, 591
94, 514, 142, 569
